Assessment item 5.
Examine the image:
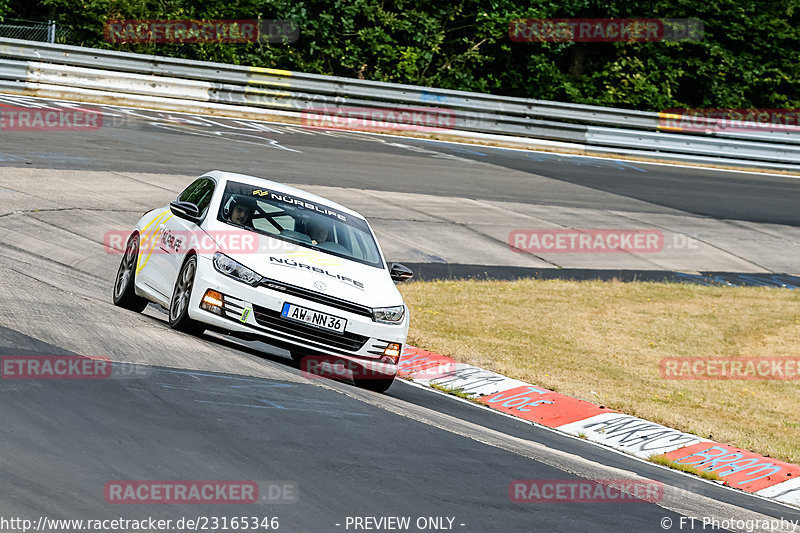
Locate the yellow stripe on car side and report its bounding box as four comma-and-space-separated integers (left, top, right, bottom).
136, 211, 173, 274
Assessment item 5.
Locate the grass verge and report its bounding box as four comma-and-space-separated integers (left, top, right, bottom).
649, 455, 721, 481
398, 278, 800, 464
429, 382, 481, 402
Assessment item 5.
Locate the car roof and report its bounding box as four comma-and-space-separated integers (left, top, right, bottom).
203, 170, 365, 220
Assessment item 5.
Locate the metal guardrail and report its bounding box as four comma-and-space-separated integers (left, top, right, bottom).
586, 127, 800, 164
0, 37, 798, 170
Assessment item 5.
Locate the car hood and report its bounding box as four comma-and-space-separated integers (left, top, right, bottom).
208, 227, 404, 308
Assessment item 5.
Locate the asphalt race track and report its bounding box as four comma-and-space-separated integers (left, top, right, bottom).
1, 94, 799, 532
0, 326, 703, 532
1, 93, 800, 225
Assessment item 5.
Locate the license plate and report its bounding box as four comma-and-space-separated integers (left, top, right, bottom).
281, 303, 346, 333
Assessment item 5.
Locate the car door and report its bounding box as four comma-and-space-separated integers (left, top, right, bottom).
150, 177, 216, 298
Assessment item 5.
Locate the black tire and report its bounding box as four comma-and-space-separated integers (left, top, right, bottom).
168, 255, 205, 335
112, 233, 149, 312
353, 375, 395, 393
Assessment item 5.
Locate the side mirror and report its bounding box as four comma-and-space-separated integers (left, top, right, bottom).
169, 201, 200, 223
389, 262, 414, 283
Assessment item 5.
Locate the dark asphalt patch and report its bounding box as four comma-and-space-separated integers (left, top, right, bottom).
402, 263, 800, 288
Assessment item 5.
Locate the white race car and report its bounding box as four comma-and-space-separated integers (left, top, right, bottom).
113, 170, 413, 392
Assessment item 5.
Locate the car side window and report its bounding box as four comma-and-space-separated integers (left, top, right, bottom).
178, 178, 215, 218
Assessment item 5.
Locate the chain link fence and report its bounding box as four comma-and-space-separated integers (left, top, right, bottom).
0, 19, 75, 44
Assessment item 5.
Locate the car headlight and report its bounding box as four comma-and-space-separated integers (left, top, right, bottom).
213, 252, 263, 286
372, 305, 405, 324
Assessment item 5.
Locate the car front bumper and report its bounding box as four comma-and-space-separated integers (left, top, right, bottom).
187, 256, 407, 377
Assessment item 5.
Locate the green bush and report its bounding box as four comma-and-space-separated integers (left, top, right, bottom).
2, 0, 797, 111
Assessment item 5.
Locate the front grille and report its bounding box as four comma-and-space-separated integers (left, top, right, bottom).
251, 305, 369, 352
258, 278, 373, 318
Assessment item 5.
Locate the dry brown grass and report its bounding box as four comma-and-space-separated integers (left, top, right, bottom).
398, 279, 800, 464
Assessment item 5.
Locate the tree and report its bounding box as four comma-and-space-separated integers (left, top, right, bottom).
3, 0, 797, 110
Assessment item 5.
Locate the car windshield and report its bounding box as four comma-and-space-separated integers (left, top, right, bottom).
217, 180, 384, 268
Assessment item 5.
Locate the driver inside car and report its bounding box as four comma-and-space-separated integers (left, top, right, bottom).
306, 217, 331, 245
229, 196, 256, 226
